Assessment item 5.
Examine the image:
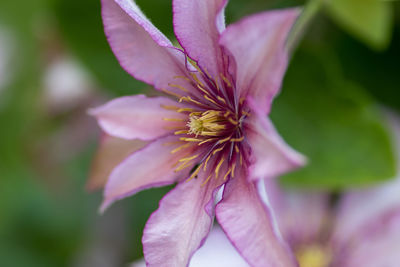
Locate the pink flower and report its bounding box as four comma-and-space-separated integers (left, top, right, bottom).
90, 0, 305, 266
264, 116, 400, 267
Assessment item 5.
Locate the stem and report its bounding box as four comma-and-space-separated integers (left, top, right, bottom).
287, 0, 325, 53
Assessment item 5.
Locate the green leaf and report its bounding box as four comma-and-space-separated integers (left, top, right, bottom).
325, 0, 394, 50
333, 25, 400, 112
271, 47, 396, 190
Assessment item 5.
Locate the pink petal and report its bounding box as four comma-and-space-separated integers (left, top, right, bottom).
332, 114, 400, 248
331, 174, 400, 247
337, 212, 400, 267
87, 133, 147, 191
102, 0, 190, 91
142, 172, 222, 267
220, 8, 299, 114
89, 95, 186, 140
264, 180, 329, 246
132, 227, 250, 267
245, 104, 306, 181
216, 172, 297, 267
173, 0, 227, 78
100, 135, 195, 211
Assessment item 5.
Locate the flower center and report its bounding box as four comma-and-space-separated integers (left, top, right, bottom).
296, 245, 331, 267
187, 110, 228, 137
161, 63, 248, 185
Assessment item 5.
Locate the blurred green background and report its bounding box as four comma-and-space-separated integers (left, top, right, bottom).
0, 0, 399, 266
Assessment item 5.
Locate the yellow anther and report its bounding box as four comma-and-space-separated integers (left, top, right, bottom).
228, 117, 239, 125
215, 158, 225, 178
220, 73, 232, 87
235, 144, 240, 153
187, 163, 203, 182
203, 154, 212, 171
174, 130, 188, 135
168, 83, 189, 92
180, 137, 202, 142
199, 131, 219, 136
177, 108, 195, 113
171, 143, 191, 154
190, 72, 205, 87
175, 161, 193, 172
178, 154, 199, 162
199, 138, 216, 145
203, 94, 219, 106
161, 105, 180, 111
214, 76, 220, 91
217, 96, 226, 104
223, 168, 232, 180
231, 136, 244, 142
197, 84, 211, 96
201, 173, 213, 186
179, 96, 203, 106
219, 136, 232, 144
231, 163, 236, 178
163, 118, 185, 122
212, 146, 225, 155
173, 75, 191, 81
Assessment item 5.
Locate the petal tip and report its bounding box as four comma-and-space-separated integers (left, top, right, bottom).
293, 152, 308, 168
87, 107, 100, 117
99, 199, 112, 214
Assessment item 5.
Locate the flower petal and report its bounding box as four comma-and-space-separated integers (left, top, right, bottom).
245, 104, 306, 181
142, 173, 222, 267
173, 0, 227, 77
132, 227, 250, 267
102, 0, 189, 91
264, 180, 329, 247
220, 8, 299, 114
216, 172, 297, 267
87, 133, 147, 191
89, 95, 186, 140
332, 113, 400, 248
336, 212, 400, 267
100, 135, 195, 211
331, 174, 400, 247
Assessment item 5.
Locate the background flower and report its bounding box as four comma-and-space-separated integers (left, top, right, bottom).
265, 114, 400, 267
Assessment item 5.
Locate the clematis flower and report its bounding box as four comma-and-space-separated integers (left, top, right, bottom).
130, 115, 400, 267
89, 0, 306, 266
263, 115, 400, 267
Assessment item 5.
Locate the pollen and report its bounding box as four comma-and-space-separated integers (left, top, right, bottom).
187, 110, 226, 137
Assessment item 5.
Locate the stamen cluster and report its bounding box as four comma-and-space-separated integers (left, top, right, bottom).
161, 65, 249, 185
